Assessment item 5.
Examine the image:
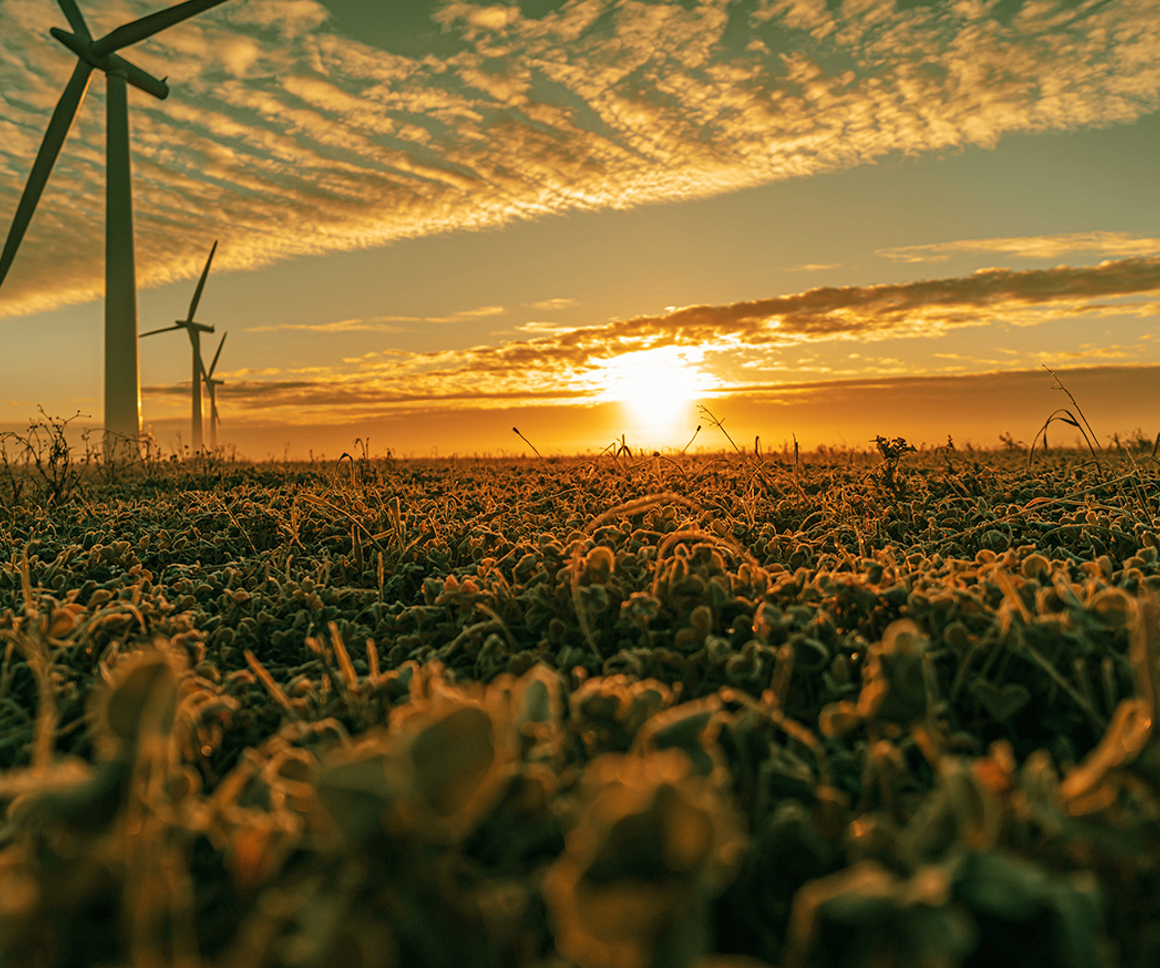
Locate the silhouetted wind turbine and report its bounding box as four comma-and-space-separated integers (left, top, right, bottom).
203, 332, 227, 449
0, 0, 234, 448
140, 240, 217, 450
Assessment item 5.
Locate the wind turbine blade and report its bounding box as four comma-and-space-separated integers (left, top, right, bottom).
186, 240, 217, 320
139, 324, 182, 337
0, 60, 92, 290
206, 331, 227, 378
92, 0, 232, 55
56, 0, 91, 41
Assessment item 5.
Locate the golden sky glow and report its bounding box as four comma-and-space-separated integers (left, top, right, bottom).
1, 0, 1159, 456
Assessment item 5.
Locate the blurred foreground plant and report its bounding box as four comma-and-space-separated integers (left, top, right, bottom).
543, 748, 746, 968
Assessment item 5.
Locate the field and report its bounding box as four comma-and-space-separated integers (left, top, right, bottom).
1, 436, 1159, 968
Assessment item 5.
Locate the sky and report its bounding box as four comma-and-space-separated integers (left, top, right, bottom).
1, 0, 1159, 458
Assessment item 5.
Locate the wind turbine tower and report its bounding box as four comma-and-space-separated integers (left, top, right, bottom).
140, 240, 218, 450
203, 332, 227, 449
0, 0, 235, 449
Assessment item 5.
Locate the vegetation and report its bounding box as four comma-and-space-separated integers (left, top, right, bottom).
0, 426, 1158, 968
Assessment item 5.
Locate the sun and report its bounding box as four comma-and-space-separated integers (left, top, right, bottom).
594, 347, 713, 444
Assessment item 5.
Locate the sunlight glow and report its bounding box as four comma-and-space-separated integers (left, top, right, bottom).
594, 347, 715, 445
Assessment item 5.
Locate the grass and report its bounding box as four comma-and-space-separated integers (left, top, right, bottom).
0, 410, 1157, 967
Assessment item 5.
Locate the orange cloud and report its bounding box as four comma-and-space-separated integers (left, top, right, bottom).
248, 304, 507, 332
435, 257, 1160, 380
880, 232, 1160, 263
137, 256, 1160, 422
530, 297, 578, 311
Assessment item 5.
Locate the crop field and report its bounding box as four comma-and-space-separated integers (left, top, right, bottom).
1, 438, 1159, 968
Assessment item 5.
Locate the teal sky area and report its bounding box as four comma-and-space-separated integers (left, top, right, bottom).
1, 0, 1158, 457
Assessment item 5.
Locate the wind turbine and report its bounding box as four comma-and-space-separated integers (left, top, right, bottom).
0, 0, 235, 449
140, 240, 217, 450
203, 332, 227, 449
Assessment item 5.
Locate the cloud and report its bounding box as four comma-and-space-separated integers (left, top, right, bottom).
529, 297, 578, 311
140, 255, 1160, 420
249, 304, 506, 331
1027, 344, 1137, 363
142, 375, 593, 424
710, 361, 1160, 411
432, 256, 1160, 381
516, 321, 576, 334
2, 0, 1160, 316
880, 232, 1160, 264
442, 304, 505, 320
224, 0, 331, 40
248, 317, 413, 333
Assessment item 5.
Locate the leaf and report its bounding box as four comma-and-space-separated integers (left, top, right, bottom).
969, 680, 1032, 721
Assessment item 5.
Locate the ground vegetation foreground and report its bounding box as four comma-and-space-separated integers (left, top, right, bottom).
1, 442, 1159, 968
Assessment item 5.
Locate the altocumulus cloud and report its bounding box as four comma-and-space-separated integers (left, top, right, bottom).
248, 304, 507, 331
144, 256, 1160, 417
880, 232, 1160, 264
3, 0, 1160, 316
426, 255, 1160, 375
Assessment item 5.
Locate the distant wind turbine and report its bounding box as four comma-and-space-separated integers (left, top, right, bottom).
203, 332, 227, 449
140, 240, 217, 450
0, 0, 235, 448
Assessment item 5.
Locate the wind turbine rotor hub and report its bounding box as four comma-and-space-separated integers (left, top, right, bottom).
180, 319, 215, 333
50, 28, 169, 99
